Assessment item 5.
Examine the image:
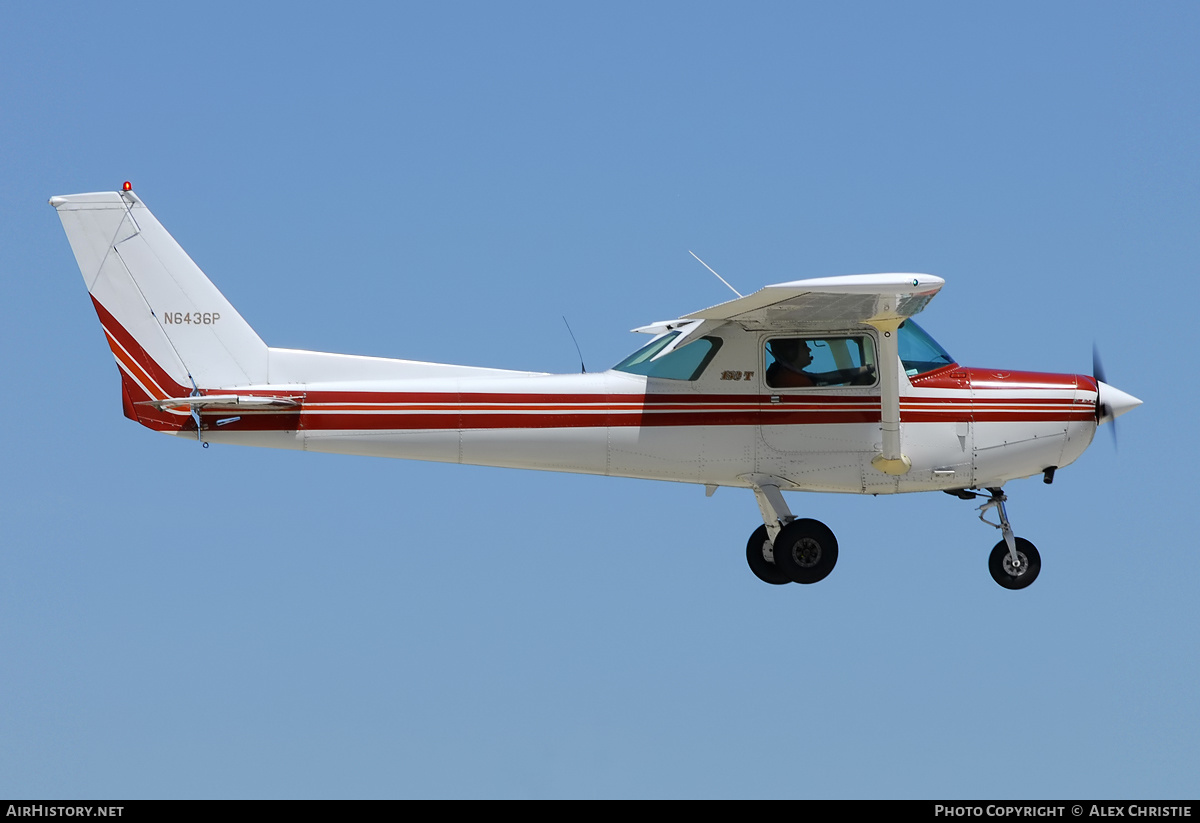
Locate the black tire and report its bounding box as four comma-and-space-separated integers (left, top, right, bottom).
773, 519, 839, 584
988, 538, 1041, 590
745, 525, 790, 585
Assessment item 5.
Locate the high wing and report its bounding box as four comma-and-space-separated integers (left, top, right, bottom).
638, 273, 946, 477
683, 273, 945, 331
631, 272, 944, 342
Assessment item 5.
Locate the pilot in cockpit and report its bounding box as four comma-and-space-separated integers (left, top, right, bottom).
766, 338, 816, 388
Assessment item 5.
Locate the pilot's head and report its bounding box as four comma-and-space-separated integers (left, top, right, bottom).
772, 338, 813, 368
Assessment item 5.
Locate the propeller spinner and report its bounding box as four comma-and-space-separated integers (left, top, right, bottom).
1093, 346, 1143, 447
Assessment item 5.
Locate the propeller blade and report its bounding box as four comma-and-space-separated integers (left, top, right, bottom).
1092, 344, 1108, 386
1092, 345, 1133, 450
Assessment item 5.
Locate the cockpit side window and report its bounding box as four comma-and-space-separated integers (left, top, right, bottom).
765, 335, 877, 389
613, 333, 723, 381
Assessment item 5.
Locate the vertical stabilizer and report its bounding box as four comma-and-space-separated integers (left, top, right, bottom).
51, 190, 269, 392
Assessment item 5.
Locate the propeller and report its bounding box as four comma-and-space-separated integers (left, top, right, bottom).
1092, 345, 1143, 449
1093, 345, 1117, 449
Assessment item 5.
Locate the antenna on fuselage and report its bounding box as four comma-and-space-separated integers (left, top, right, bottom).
562, 316, 586, 373
688, 250, 742, 297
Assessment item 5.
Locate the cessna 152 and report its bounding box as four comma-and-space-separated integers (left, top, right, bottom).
51, 186, 1142, 590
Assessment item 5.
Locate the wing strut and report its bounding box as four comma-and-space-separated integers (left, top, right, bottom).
865, 317, 911, 476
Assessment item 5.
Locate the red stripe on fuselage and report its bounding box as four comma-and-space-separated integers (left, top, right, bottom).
85, 307, 1094, 435
272, 388, 1088, 432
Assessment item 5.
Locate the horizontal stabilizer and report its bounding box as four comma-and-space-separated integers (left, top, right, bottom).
139, 394, 301, 410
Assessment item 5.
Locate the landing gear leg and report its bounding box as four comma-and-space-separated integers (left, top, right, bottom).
745, 482, 794, 585
977, 488, 1041, 590
744, 480, 839, 585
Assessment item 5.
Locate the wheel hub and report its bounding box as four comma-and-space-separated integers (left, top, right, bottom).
791, 538, 822, 568
1002, 551, 1027, 577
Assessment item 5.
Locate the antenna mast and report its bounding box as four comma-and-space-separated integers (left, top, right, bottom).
689, 251, 742, 297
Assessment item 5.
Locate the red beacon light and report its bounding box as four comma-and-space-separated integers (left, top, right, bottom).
122, 181, 132, 191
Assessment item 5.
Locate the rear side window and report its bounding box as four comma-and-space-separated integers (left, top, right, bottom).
614, 334, 723, 380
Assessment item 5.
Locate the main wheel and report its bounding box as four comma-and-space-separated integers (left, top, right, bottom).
745, 525, 790, 585
773, 518, 838, 584
988, 538, 1041, 590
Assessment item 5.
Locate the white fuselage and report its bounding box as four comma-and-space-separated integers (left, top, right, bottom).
186, 325, 1098, 494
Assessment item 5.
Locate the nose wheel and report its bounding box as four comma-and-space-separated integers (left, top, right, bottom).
949, 487, 1043, 589
988, 537, 1041, 589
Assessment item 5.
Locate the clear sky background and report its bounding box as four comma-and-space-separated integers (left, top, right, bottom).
2, 2, 1196, 799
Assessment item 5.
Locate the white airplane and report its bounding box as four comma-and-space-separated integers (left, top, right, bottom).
51, 185, 1142, 590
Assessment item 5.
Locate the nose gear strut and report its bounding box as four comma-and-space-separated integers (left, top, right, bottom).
946, 488, 1042, 589
977, 489, 1019, 568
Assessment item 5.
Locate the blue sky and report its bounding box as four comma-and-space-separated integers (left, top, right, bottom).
2, 1, 1197, 798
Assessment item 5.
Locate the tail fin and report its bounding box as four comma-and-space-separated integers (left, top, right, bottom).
51, 190, 269, 405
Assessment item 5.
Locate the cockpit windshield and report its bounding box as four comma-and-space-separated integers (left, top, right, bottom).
613, 332, 722, 381
898, 320, 955, 376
